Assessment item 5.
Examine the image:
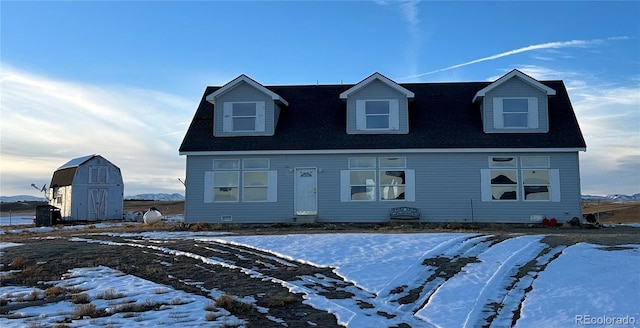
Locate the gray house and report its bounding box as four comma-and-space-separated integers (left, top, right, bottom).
49, 154, 124, 221
179, 70, 586, 224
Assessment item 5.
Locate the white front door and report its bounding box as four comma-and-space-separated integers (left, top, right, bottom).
88, 188, 107, 220
295, 168, 317, 215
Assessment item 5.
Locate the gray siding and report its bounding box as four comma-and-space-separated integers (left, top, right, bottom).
483, 77, 549, 133
184, 151, 582, 224
346, 79, 409, 134
50, 157, 124, 221
213, 81, 276, 136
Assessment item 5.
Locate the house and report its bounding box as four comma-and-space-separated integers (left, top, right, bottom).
179, 70, 586, 224
49, 154, 124, 221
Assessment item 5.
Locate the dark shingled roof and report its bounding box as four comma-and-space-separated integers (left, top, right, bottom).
179, 81, 586, 153
50, 167, 78, 187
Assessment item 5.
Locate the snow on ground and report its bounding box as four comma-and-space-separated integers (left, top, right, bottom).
0, 266, 245, 327
208, 233, 640, 328
1, 229, 639, 327
516, 243, 640, 327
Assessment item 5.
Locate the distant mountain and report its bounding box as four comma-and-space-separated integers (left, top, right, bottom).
581, 193, 640, 202
0, 195, 47, 202
124, 193, 185, 201
3, 193, 636, 203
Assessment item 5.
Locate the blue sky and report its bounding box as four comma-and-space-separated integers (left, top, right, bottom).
1, 0, 638, 197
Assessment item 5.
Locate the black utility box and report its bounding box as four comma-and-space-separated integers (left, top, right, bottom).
35, 205, 61, 227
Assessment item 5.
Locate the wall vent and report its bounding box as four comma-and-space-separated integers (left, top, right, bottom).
221, 215, 233, 222
530, 215, 543, 222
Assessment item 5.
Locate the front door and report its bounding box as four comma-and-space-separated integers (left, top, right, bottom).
295, 168, 317, 215
88, 188, 107, 220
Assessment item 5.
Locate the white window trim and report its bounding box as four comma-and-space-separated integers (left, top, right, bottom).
493, 97, 539, 129
355, 99, 399, 131
222, 101, 266, 133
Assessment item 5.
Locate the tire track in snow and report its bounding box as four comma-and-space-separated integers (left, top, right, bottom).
415, 235, 547, 328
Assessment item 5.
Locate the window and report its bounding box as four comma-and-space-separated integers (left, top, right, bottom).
522, 156, 551, 201
232, 103, 257, 131
522, 170, 550, 201
380, 170, 405, 200
493, 97, 538, 129
348, 157, 375, 200
502, 99, 528, 128
356, 99, 399, 131
342, 157, 414, 202
242, 159, 270, 202
243, 171, 268, 201
222, 101, 265, 133
481, 156, 560, 202
365, 101, 390, 129
490, 169, 518, 200
487, 156, 517, 200
349, 170, 376, 200
211, 160, 240, 202
213, 171, 239, 201
205, 158, 276, 203
89, 167, 108, 183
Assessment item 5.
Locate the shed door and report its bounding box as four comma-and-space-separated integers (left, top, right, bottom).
88, 188, 107, 220
295, 168, 317, 215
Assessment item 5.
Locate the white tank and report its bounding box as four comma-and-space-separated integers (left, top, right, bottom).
143, 208, 163, 224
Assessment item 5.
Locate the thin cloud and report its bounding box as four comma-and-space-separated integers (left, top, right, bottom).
0, 63, 195, 196
399, 37, 627, 80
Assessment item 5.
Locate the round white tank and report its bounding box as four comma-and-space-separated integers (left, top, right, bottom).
143, 209, 163, 224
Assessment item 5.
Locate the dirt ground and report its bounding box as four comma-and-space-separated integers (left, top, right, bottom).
1, 200, 638, 327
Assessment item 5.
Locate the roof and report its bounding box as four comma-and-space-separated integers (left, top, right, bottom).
205, 74, 289, 106
57, 154, 96, 170
473, 69, 556, 103
180, 80, 586, 153
340, 72, 415, 99
50, 154, 121, 187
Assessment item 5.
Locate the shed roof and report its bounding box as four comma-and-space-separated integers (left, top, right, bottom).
57, 154, 96, 170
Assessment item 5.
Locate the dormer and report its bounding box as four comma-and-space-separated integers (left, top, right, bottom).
206, 74, 288, 137
473, 69, 556, 133
340, 72, 414, 134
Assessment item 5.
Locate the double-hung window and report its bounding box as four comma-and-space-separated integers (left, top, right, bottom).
379, 157, 407, 200
356, 99, 399, 131
222, 101, 266, 133
341, 157, 414, 202
487, 157, 518, 201
211, 159, 240, 202
493, 97, 539, 129
521, 156, 551, 201
205, 158, 277, 203
347, 157, 376, 200
242, 159, 270, 202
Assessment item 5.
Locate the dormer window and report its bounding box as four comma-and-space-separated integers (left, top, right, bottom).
493, 97, 539, 129
356, 99, 399, 130
223, 101, 265, 132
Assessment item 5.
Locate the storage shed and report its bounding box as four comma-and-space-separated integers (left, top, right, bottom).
48, 154, 124, 221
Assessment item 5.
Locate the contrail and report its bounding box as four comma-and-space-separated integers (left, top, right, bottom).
398, 37, 623, 80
